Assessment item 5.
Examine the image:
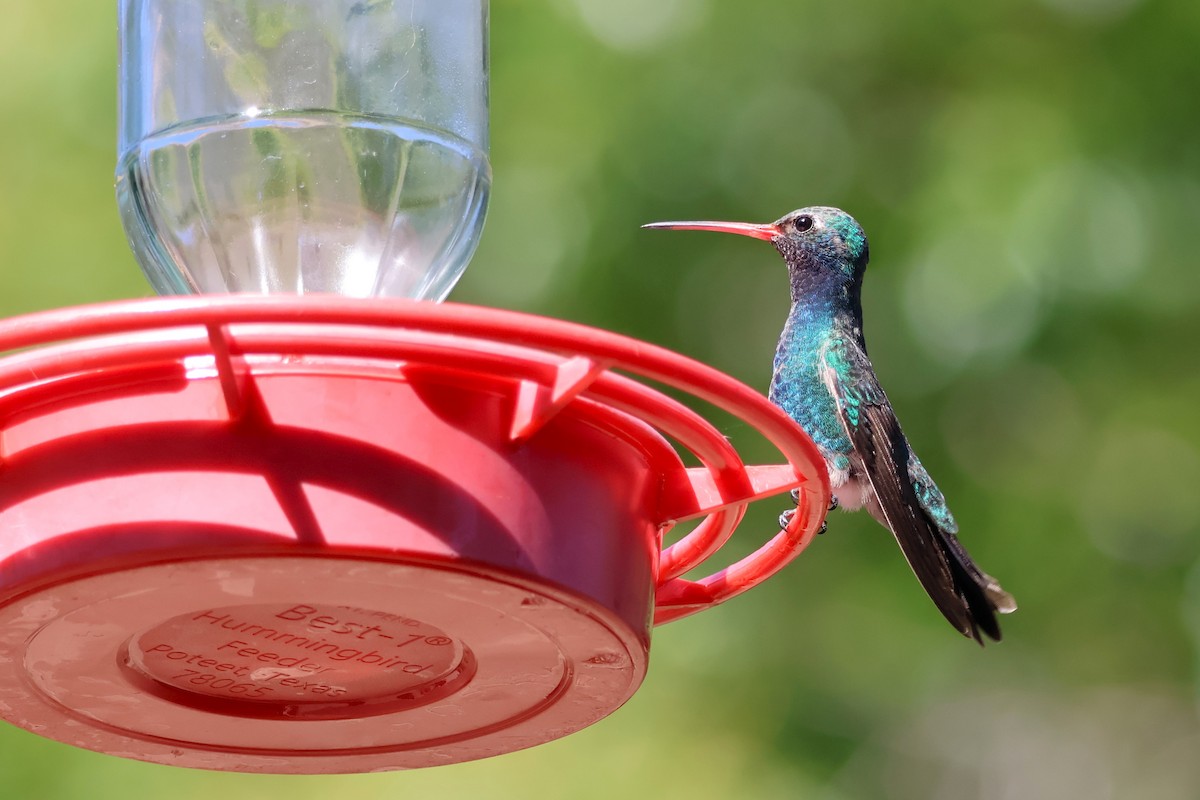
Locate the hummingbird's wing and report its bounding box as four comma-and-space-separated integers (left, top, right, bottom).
820, 337, 1009, 642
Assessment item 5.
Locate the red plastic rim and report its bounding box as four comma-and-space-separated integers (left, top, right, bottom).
0, 295, 829, 772
0, 295, 829, 619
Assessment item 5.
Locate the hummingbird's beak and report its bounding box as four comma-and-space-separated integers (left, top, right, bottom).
641, 220, 780, 241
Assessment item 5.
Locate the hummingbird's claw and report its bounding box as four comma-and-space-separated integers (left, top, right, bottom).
779, 507, 826, 535
828, 495, 839, 512
790, 488, 801, 505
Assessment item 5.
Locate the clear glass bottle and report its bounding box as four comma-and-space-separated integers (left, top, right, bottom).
117, 0, 490, 299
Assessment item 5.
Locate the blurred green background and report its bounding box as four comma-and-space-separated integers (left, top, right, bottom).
1, 0, 1199, 797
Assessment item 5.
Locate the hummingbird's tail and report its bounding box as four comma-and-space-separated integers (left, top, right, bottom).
868, 491, 1014, 642
935, 530, 1017, 642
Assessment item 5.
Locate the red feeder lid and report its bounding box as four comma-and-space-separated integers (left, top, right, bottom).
0, 296, 828, 773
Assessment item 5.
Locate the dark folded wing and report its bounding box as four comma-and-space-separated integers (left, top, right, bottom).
821, 338, 1002, 642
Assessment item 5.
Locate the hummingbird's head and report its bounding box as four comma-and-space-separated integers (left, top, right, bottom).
643, 205, 870, 290
768, 206, 869, 278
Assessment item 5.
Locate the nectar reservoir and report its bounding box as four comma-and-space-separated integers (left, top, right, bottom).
117, 0, 490, 299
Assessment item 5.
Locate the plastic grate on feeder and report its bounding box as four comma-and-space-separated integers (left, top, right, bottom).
0, 296, 829, 773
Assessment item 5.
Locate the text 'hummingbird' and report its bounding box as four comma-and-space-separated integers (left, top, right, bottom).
644, 207, 1016, 642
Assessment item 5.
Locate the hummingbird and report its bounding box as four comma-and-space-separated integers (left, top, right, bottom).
644, 206, 1016, 642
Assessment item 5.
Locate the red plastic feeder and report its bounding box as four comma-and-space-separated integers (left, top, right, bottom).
0, 295, 828, 773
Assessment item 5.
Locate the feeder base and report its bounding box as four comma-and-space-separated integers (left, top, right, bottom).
0, 296, 828, 773
0, 554, 646, 773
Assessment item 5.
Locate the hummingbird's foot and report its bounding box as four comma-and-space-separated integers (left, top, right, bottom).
828, 495, 839, 512
779, 508, 827, 535
790, 488, 801, 505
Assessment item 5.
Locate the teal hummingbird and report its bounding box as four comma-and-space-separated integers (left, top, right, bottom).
644, 207, 1016, 642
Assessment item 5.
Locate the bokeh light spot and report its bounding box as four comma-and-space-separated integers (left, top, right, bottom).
941, 362, 1084, 497
902, 224, 1044, 369
1038, 0, 1145, 22
1009, 160, 1149, 300
562, 0, 711, 52
465, 166, 589, 307
1078, 426, 1200, 566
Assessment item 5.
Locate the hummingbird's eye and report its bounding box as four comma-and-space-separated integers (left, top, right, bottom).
793, 215, 814, 233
